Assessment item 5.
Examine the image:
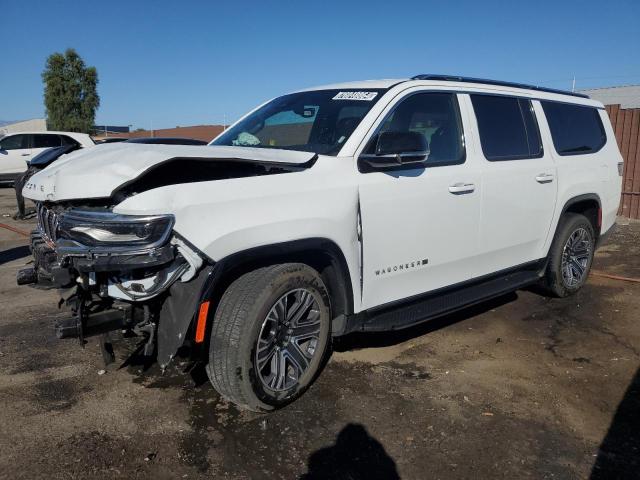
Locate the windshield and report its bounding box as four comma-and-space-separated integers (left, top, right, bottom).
212, 89, 385, 155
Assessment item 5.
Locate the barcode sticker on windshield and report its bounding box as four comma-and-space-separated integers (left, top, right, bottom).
333, 91, 378, 101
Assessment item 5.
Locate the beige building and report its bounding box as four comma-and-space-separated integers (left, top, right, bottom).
0, 118, 47, 136
580, 85, 640, 109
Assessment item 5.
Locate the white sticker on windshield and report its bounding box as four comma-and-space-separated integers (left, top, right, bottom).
332, 91, 378, 101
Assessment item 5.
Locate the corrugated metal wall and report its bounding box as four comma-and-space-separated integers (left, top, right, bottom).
606, 105, 640, 220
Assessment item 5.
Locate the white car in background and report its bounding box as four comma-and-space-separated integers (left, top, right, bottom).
0, 131, 94, 184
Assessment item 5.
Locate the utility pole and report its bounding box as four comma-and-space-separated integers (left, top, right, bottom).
572, 76, 576, 92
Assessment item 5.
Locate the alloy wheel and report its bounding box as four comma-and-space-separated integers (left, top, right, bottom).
255, 288, 322, 392
561, 227, 592, 288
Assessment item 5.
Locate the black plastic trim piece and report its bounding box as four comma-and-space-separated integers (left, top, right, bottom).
410, 74, 589, 99
560, 193, 602, 217
208, 238, 354, 314
70, 244, 176, 273
157, 264, 215, 368
0, 172, 20, 183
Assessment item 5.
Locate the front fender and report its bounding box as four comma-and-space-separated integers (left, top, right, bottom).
114, 158, 363, 311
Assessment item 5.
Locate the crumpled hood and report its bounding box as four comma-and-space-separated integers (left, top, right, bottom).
23, 143, 317, 202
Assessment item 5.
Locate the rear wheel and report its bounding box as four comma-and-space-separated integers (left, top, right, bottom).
543, 213, 595, 297
206, 263, 331, 411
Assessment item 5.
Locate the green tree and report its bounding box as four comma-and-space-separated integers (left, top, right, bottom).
42, 49, 99, 133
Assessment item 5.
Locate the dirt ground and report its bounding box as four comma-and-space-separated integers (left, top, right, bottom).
0, 187, 638, 480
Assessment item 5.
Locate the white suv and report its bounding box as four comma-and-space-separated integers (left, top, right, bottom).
0, 131, 94, 184
18, 75, 622, 411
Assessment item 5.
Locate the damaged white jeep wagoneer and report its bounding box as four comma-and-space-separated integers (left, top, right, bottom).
18, 75, 623, 411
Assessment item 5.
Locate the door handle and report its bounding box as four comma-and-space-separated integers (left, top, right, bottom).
21, 153, 31, 156
448, 182, 476, 194
535, 173, 554, 183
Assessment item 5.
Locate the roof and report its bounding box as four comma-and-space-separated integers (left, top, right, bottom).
299, 76, 601, 106
411, 74, 587, 98
579, 85, 640, 109
5, 130, 92, 136
1, 131, 95, 147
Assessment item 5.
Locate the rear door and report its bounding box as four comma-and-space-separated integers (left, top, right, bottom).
0, 134, 31, 175
467, 94, 557, 274
358, 90, 483, 309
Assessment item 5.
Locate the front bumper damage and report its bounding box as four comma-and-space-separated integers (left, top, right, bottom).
17, 203, 209, 368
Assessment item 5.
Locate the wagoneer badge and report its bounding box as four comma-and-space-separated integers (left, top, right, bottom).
375, 259, 429, 276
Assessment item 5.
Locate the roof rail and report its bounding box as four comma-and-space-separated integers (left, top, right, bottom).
410, 74, 589, 99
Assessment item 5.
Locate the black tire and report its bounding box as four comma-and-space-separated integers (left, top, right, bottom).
206, 263, 331, 412
543, 213, 596, 297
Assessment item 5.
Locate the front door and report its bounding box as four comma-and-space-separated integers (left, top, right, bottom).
0, 134, 31, 175
358, 91, 482, 310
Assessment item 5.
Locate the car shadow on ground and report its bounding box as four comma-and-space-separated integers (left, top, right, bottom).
333, 292, 518, 351
591, 366, 640, 479
0, 244, 30, 266
300, 423, 399, 480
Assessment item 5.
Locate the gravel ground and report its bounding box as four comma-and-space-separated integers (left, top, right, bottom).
0, 187, 638, 480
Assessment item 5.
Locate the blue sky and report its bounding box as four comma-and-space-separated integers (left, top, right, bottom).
1, 0, 639, 130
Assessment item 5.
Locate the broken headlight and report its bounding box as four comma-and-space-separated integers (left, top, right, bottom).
57, 210, 174, 251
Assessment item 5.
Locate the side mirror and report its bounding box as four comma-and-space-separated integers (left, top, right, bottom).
359, 131, 429, 169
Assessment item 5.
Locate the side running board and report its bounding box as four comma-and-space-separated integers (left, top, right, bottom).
345, 268, 542, 334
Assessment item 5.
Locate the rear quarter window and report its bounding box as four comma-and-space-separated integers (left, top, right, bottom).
60, 135, 80, 147
541, 102, 606, 156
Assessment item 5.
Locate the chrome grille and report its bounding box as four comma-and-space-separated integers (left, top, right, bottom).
36, 203, 60, 244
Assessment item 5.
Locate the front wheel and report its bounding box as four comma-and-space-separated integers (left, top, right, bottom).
543, 213, 595, 297
206, 263, 331, 412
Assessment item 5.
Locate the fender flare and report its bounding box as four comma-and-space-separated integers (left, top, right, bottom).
559, 193, 602, 218
202, 237, 355, 315
558, 193, 602, 236
542, 193, 603, 262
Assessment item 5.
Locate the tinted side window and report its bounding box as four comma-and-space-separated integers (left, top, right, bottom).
32, 134, 62, 149
365, 92, 465, 166
541, 102, 606, 155
471, 95, 543, 161
0, 134, 28, 150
